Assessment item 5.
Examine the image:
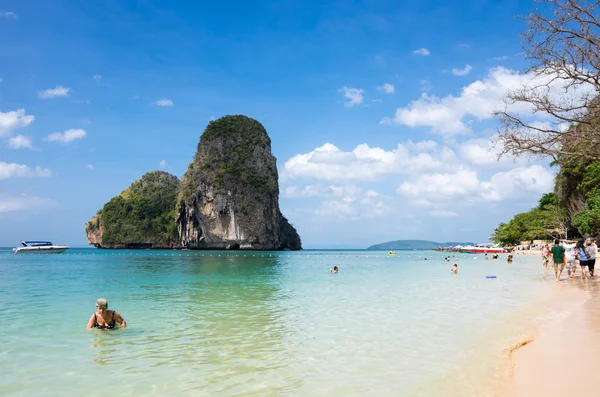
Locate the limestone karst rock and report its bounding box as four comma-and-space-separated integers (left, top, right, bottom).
177, 115, 301, 250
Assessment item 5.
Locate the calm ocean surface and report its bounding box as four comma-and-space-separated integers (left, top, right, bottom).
0, 249, 578, 396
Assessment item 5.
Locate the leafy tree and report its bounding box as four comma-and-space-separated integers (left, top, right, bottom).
491, 192, 570, 245
572, 193, 600, 234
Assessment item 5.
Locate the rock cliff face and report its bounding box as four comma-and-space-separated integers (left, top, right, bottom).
178, 115, 301, 250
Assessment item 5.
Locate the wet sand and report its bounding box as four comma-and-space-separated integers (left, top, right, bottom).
510, 276, 600, 396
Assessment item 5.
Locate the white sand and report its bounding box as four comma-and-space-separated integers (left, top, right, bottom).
509, 280, 600, 396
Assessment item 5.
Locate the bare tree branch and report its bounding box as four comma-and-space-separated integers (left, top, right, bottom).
495, 0, 600, 164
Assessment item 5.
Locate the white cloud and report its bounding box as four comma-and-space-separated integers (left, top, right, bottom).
283, 184, 366, 199
0, 193, 58, 213
458, 138, 528, 167
0, 11, 17, 19
0, 162, 52, 179
381, 66, 593, 136
154, 98, 173, 107
494, 56, 509, 60
282, 141, 455, 182
283, 185, 329, 198
398, 169, 481, 200
413, 48, 430, 56
289, 185, 392, 220
452, 64, 472, 76
377, 83, 395, 94
93, 75, 102, 83
483, 165, 555, 201
338, 87, 364, 107
38, 86, 70, 99
397, 165, 553, 203
159, 160, 167, 169
87, 164, 95, 170
46, 128, 87, 144
0, 109, 34, 137
7, 135, 33, 150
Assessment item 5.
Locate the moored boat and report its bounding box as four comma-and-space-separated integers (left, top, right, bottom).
13, 241, 69, 254
456, 244, 505, 254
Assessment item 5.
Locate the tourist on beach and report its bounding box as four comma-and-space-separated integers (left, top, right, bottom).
586, 239, 597, 278
542, 244, 550, 267
507, 254, 513, 263
484, 253, 488, 260
330, 266, 339, 274
87, 298, 126, 330
550, 239, 565, 281
451, 264, 458, 274
576, 240, 589, 280
563, 240, 577, 279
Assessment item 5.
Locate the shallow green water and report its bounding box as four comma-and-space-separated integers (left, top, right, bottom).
0, 249, 565, 396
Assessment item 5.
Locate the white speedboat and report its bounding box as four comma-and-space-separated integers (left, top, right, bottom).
13, 241, 69, 254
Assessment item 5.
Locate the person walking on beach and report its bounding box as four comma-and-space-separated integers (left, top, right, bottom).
542, 244, 550, 267
87, 298, 126, 330
550, 239, 565, 281
563, 241, 577, 279
576, 240, 589, 280
586, 239, 597, 278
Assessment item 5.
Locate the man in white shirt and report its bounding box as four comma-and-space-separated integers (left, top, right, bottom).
563, 241, 577, 279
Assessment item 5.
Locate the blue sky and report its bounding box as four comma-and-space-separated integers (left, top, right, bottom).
0, 0, 556, 248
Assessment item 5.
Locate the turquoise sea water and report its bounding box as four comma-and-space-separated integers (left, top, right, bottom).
0, 249, 575, 396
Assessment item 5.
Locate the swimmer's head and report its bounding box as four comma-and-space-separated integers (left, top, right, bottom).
453, 264, 457, 267
96, 298, 108, 309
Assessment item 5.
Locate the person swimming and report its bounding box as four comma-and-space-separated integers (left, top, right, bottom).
330, 266, 339, 273
87, 298, 126, 330
451, 264, 458, 274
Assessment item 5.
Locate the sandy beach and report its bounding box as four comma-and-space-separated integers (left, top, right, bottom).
508, 271, 600, 396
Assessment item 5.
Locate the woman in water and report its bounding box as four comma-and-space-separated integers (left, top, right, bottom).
87, 298, 126, 330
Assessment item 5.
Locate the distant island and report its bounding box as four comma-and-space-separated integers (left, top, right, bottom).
367, 240, 475, 250
85, 115, 302, 250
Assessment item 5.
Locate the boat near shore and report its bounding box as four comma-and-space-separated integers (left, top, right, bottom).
13, 241, 69, 254
437, 243, 507, 254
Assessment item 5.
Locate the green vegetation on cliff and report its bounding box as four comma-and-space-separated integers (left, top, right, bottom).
181, 115, 277, 203
492, 159, 600, 245
491, 193, 568, 246
86, 171, 180, 248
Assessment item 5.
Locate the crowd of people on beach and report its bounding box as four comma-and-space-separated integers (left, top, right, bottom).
542, 238, 598, 281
